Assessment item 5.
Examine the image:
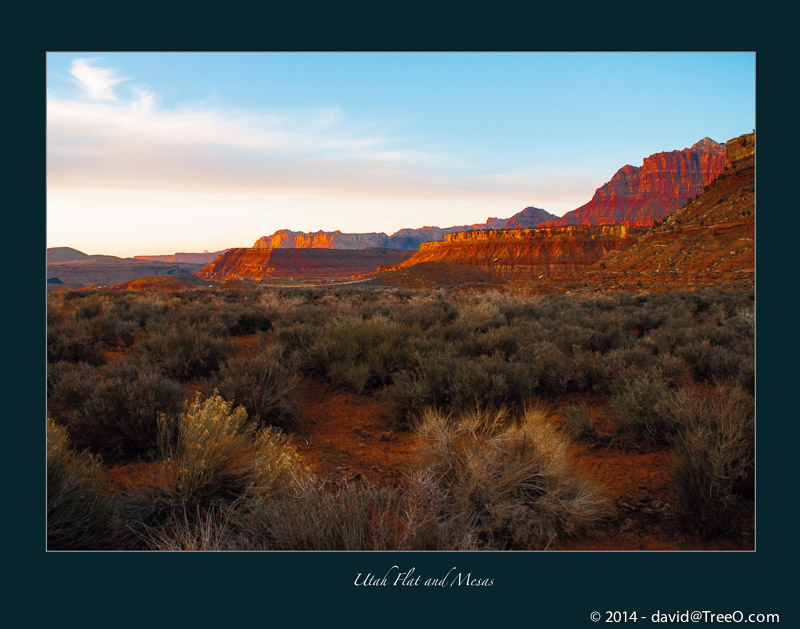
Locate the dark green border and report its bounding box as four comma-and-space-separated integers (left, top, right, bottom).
18, 3, 792, 625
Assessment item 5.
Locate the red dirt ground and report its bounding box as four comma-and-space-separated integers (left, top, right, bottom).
100, 335, 753, 550
291, 379, 417, 485
290, 385, 753, 550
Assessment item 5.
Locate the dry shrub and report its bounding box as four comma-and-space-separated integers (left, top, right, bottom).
47, 419, 116, 550
410, 409, 610, 549
120, 393, 309, 535
452, 300, 505, 333
139, 506, 243, 551
242, 480, 401, 550
159, 393, 307, 507
670, 385, 754, 538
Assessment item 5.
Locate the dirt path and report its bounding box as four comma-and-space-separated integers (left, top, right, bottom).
291, 378, 417, 485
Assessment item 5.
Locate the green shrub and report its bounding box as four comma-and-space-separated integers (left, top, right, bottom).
393, 351, 537, 418
47, 419, 116, 550
677, 340, 741, 383
563, 406, 597, 442
140, 323, 233, 381
48, 362, 97, 417
47, 320, 106, 365
611, 371, 675, 444
216, 350, 298, 430
305, 315, 417, 394
226, 308, 273, 336
69, 360, 184, 461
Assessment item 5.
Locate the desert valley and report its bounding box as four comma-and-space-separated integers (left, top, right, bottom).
47, 132, 755, 551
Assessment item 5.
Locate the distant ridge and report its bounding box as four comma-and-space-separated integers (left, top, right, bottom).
47, 247, 89, 263
252, 207, 559, 252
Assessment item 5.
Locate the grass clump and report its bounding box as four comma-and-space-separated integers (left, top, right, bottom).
411, 409, 610, 549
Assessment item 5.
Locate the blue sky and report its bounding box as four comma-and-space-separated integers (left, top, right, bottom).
46, 52, 754, 256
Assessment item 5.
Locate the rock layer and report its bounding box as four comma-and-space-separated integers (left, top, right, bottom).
134, 251, 228, 264
540, 138, 730, 227
381, 226, 647, 281
195, 248, 415, 281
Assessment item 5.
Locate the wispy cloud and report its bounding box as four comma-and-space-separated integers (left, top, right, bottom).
70, 58, 129, 101
49, 58, 600, 233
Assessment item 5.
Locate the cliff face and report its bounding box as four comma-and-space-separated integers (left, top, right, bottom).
582, 145, 754, 290
251, 208, 559, 252
195, 248, 415, 281
382, 226, 647, 281
540, 138, 730, 227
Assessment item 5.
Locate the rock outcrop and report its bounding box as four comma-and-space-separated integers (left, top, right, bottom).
108, 275, 205, 291
726, 132, 755, 163
540, 138, 730, 227
195, 248, 415, 281
380, 226, 647, 281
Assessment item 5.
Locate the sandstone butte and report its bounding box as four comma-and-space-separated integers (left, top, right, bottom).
378, 225, 648, 282
194, 247, 415, 281
539, 138, 730, 227
580, 133, 754, 290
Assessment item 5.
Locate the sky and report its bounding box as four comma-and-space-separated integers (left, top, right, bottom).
46, 52, 755, 257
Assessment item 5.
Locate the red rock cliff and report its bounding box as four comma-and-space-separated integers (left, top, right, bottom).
582, 144, 754, 291
382, 226, 647, 281
540, 138, 730, 227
